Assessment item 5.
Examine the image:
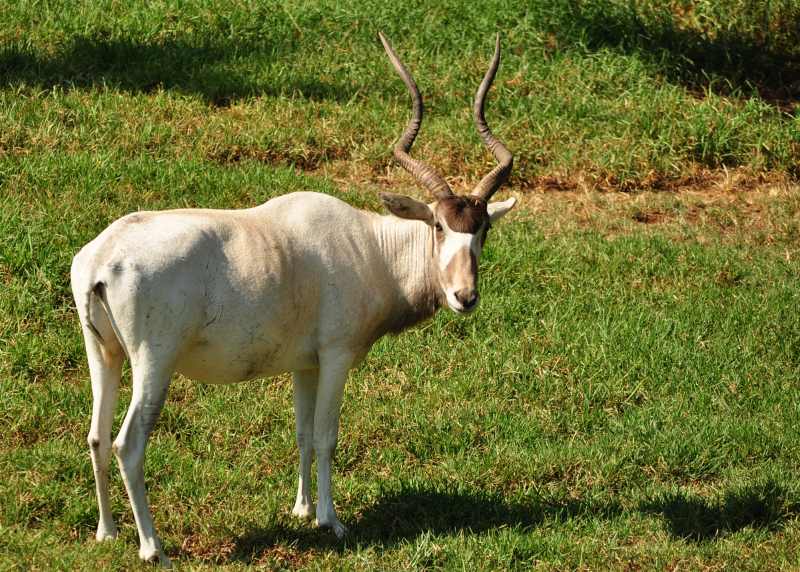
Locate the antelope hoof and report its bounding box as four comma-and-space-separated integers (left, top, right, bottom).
95, 524, 118, 542
318, 517, 348, 539
139, 547, 171, 568
292, 501, 316, 520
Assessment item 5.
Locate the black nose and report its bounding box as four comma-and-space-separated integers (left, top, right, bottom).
455, 289, 479, 309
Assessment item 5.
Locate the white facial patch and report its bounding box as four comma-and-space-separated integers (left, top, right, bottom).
436, 217, 486, 313
437, 219, 483, 272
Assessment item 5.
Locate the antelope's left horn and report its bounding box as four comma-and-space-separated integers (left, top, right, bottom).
470, 34, 513, 201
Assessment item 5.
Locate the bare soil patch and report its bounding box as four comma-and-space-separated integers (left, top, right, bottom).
207, 144, 350, 171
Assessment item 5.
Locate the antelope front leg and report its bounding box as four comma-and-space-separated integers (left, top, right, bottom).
291, 369, 318, 520
313, 351, 353, 538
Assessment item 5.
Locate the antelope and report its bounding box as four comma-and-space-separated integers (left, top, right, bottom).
70, 32, 516, 567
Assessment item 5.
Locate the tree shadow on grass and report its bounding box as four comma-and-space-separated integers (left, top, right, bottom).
639, 480, 800, 542
0, 36, 356, 105
561, 3, 800, 110
228, 484, 622, 564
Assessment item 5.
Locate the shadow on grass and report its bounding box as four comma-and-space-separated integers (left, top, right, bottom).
563, 3, 800, 110
639, 480, 800, 541
229, 485, 622, 564
0, 36, 356, 105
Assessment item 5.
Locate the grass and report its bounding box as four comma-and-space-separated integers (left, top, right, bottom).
2, 1, 800, 569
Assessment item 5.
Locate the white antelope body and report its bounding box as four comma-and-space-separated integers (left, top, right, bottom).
71, 33, 516, 566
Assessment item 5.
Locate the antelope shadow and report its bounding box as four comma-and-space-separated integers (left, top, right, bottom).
639, 480, 800, 542
228, 484, 622, 564
221, 480, 800, 563
0, 36, 356, 105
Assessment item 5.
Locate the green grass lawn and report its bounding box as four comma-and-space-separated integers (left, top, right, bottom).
2, 1, 800, 569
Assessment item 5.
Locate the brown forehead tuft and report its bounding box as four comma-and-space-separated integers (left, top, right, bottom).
437, 196, 489, 233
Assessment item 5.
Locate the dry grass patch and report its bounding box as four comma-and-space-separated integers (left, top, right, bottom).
508, 169, 799, 245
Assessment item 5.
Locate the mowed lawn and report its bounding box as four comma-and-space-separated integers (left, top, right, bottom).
2, 1, 800, 570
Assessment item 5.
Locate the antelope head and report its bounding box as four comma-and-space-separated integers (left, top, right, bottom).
378, 32, 517, 314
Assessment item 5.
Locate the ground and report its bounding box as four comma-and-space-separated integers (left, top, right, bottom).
2, 1, 800, 570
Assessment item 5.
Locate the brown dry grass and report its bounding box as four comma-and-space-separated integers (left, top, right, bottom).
319, 159, 799, 248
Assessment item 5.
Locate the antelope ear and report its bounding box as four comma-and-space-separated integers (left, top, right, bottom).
487, 196, 517, 222
380, 193, 435, 225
